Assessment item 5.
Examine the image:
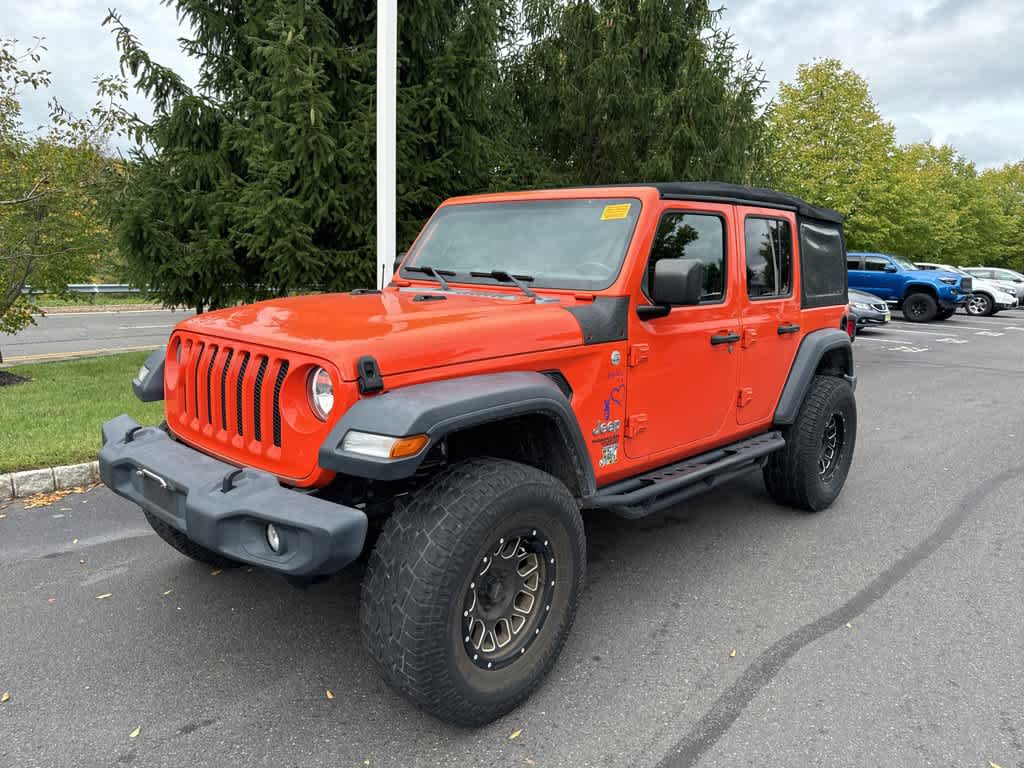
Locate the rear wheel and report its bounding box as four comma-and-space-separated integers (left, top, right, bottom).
966, 293, 993, 316
360, 458, 586, 726
764, 376, 857, 512
902, 293, 938, 322
144, 511, 242, 569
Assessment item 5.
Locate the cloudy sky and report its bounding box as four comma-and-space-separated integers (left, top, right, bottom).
7, 0, 1023, 167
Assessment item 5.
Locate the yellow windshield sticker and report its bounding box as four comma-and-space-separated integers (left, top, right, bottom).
601, 203, 631, 221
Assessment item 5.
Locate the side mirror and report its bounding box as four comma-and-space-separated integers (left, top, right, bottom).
884, 264, 898, 273
651, 258, 704, 307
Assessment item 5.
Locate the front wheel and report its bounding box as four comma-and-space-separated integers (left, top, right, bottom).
902, 292, 938, 322
966, 293, 993, 316
360, 458, 586, 726
763, 375, 857, 512
935, 308, 956, 320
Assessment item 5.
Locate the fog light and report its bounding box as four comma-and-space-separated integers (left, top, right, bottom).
266, 523, 281, 553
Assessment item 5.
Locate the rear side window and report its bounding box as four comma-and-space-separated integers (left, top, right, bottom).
647, 212, 726, 302
799, 220, 848, 308
744, 217, 792, 298
864, 257, 889, 272
847, 257, 862, 270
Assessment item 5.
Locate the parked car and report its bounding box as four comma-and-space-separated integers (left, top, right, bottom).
99, 182, 857, 726
848, 288, 891, 332
847, 251, 971, 322
915, 262, 1017, 316
963, 267, 1024, 305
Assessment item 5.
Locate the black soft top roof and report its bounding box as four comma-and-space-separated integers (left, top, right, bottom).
610, 182, 844, 224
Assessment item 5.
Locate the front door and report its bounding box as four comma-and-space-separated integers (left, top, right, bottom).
625, 205, 741, 461
736, 209, 802, 425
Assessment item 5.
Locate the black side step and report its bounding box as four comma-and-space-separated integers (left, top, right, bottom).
586, 431, 785, 519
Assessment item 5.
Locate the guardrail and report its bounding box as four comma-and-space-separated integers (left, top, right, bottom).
22, 284, 142, 294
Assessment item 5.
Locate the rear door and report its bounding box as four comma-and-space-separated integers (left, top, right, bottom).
736, 209, 801, 425
624, 204, 740, 460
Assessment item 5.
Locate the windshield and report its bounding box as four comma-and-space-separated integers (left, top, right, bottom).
403, 198, 642, 291
892, 256, 918, 271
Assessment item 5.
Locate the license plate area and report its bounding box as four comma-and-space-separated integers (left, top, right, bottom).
133, 467, 187, 523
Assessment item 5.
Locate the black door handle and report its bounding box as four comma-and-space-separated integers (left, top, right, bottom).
710, 332, 741, 346
777, 323, 801, 335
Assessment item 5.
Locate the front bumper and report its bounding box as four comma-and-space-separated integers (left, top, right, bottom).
99, 415, 367, 576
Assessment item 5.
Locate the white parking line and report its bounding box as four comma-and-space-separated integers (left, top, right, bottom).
117, 324, 176, 330
892, 319, 1024, 332
867, 326, 961, 336
855, 336, 935, 349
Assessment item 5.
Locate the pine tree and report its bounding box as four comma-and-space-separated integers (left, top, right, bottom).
104, 1, 519, 311
509, 0, 768, 186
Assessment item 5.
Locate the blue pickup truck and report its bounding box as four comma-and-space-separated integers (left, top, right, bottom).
847, 252, 972, 322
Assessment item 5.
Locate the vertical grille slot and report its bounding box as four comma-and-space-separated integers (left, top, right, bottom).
193, 342, 205, 418
272, 361, 289, 447
182, 340, 192, 415
252, 356, 269, 442
219, 348, 234, 431
205, 346, 218, 424
235, 352, 251, 437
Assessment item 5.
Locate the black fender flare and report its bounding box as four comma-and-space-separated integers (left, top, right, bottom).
318, 371, 595, 493
773, 329, 855, 425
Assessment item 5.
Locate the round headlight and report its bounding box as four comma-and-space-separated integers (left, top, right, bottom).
308, 367, 334, 421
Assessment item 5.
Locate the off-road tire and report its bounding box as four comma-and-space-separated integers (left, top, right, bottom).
360, 458, 586, 726
763, 375, 856, 512
966, 293, 994, 317
935, 308, 956, 320
902, 292, 938, 322
144, 510, 242, 569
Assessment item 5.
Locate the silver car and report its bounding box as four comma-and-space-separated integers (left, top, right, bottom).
963, 267, 1024, 304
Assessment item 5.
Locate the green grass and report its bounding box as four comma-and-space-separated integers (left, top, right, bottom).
0, 351, 164, 473
35, 293, 162, 308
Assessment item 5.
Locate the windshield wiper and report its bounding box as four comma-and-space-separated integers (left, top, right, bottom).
470, 270, 537, 299
404, 265, 455, 291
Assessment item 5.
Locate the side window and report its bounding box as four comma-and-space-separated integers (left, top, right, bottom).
847, 257, 862, 270
647, 212, 726, 302
864, 257, 889, 272
744, 217, 792, 298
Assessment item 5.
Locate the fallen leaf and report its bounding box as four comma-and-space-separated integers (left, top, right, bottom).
326, 689, 334, 700
72, 538, 79, 544
95, 593, 112, 600
729, 649, 737, 658
23, 489, 76, 509
990, 763, 1002, 768
845, 622, 852, 629
1, 692, 9, 703
0, 514, 7, 519
79, 559, 86, 565
129, 726, 141, 739
363, 761, 370, 766
47, 597, 56, 603
162, 589, 173, 596
509, 728, 522, 740
210, 569, 222, 577
525, 759, 536, 766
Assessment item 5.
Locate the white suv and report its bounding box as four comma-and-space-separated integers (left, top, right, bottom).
916, 263, 1018, 316
963, 267, 1024, 305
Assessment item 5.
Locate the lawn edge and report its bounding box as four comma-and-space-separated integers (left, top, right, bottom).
0, 461, 100, 501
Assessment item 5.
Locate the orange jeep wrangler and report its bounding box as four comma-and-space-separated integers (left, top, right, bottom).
99, 182, 856, 725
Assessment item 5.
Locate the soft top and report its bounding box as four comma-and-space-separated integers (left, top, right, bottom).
611, 182, 844, 224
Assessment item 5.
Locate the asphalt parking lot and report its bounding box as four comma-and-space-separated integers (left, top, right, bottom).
2, 310, 1023, 768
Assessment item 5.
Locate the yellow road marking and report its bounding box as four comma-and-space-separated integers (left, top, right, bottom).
2, 345, 157, 365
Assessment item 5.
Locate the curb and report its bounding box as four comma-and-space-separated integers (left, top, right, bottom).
0, 461, 100, 502
35, 304, 169, 314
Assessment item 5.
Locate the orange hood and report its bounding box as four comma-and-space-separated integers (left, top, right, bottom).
175, 287, 587, 381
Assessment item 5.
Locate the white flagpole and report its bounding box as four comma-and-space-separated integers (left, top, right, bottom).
376, 0, 397, 289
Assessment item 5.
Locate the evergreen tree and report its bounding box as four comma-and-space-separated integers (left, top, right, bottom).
510, 0, 768, 185
104, 1, 520, 311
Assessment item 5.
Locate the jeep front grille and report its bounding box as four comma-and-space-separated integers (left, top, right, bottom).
165, 332, 346, 486
175, 338, 290, 449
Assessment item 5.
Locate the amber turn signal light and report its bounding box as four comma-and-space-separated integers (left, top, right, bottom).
388, 434, 429, 458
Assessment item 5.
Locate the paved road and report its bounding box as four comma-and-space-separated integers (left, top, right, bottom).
2, 312, 1024, 767
1, 309, 194, 365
